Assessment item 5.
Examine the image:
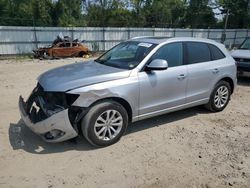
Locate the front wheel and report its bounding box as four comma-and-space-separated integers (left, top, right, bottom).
81, 101, 128, 147
205, 81, 231, 112
78, 51, 86, 57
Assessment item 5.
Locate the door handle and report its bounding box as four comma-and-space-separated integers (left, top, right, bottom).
212, 68, 219, 74
178, 74, 186, 80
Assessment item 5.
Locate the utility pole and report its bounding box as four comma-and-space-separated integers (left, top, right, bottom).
33, 16, 38, 49
221, 9, 229, 44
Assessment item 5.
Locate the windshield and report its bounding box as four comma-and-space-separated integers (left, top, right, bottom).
239, 38, 250, 50
95, 41, 156, 70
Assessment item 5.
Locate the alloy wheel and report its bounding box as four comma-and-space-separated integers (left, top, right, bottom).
214, 86, 229, 109
94, 110, 123, 141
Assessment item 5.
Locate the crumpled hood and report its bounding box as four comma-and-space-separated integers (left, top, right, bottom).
38, 61, 131, 92
231, 49, 250, 59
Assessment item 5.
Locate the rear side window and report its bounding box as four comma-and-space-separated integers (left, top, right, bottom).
150, 42, 183, 67
208, 44, 225, 60
186, 42, 211, 64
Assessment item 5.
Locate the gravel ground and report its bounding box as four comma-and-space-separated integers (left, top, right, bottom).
0, 58, 249, 188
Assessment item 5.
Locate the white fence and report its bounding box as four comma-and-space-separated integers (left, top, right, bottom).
0, 26, 249, 55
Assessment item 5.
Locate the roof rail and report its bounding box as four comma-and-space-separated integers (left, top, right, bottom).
131, 36, 171, 40
131, 36, 153, 39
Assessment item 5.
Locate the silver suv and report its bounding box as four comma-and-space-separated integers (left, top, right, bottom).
19, 37, 237, 147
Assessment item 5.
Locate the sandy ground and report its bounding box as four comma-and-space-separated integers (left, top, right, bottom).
0, 58, 249, 188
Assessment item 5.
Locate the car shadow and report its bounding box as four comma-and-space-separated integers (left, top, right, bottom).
9, 120, 95, 154
127, 106, 208, 134
9, 106, 209, 154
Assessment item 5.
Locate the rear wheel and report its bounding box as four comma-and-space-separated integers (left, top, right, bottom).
81, 101, 128, 147
205, 81, 231, 112
79, 51, 86, 57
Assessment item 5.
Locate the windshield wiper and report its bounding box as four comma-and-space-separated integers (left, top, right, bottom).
94, 59, 106, 64
239, 47, 250, 50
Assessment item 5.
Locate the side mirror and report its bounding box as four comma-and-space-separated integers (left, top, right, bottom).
146, 59, 168, 71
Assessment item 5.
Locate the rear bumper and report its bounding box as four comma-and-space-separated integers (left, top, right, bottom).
18, 96, 78, 143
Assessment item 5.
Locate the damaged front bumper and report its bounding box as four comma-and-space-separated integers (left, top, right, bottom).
18, 86, 79, 142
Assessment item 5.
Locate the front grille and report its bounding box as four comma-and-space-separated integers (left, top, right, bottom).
25, 83, 79, 124
26, 84, 66, 123
234, 58, 250, 63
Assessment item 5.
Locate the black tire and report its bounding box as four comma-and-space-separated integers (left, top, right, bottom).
205, 80, 231, 112
81, 101, 128, 147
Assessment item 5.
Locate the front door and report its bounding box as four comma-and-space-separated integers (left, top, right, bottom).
138, 42, 188, 118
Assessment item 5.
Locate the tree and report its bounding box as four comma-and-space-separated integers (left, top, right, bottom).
0, 0, 249, 29
0, 0, 53, 26
53, 0, 85, 26
86, 0, 131, 27
0, 0, 12, 25
184, 0, 217, 28
4, 0, 34, 26
32, 0, 53, 26
143, 0, 186, 27
217, 0, 250, 28
86, 4, 104, 26
0, 0, 7, 16
127, 0, 147, 27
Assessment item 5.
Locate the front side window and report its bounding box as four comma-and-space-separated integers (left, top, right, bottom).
186, 42, 211, 64
150, 42, 183, 67
96, 41, 156, 70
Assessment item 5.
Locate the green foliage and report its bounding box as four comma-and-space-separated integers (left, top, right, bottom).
217, 0, 250, 28
87, 0, 131, 27
0, 0, 249, 28
184, 0, 217, 28
0, 0, 84, 26
144, 0, 186, 27
54, 0, 85, 27
32, 0, 53, 26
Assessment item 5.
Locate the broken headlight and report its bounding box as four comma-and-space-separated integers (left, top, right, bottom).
26, 84, 79, 123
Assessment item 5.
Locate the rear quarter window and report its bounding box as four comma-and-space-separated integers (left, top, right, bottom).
186, 42, 211, 64
208, 44, 225, 60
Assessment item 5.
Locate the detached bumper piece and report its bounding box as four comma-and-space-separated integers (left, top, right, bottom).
18, 87, 78, 142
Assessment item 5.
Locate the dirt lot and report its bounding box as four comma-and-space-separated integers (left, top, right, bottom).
0, 58, 249, 188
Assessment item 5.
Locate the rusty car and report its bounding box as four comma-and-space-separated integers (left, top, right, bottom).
33, 35, 89, 59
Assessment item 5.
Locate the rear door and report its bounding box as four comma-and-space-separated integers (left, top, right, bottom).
185, 42, 225, 103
